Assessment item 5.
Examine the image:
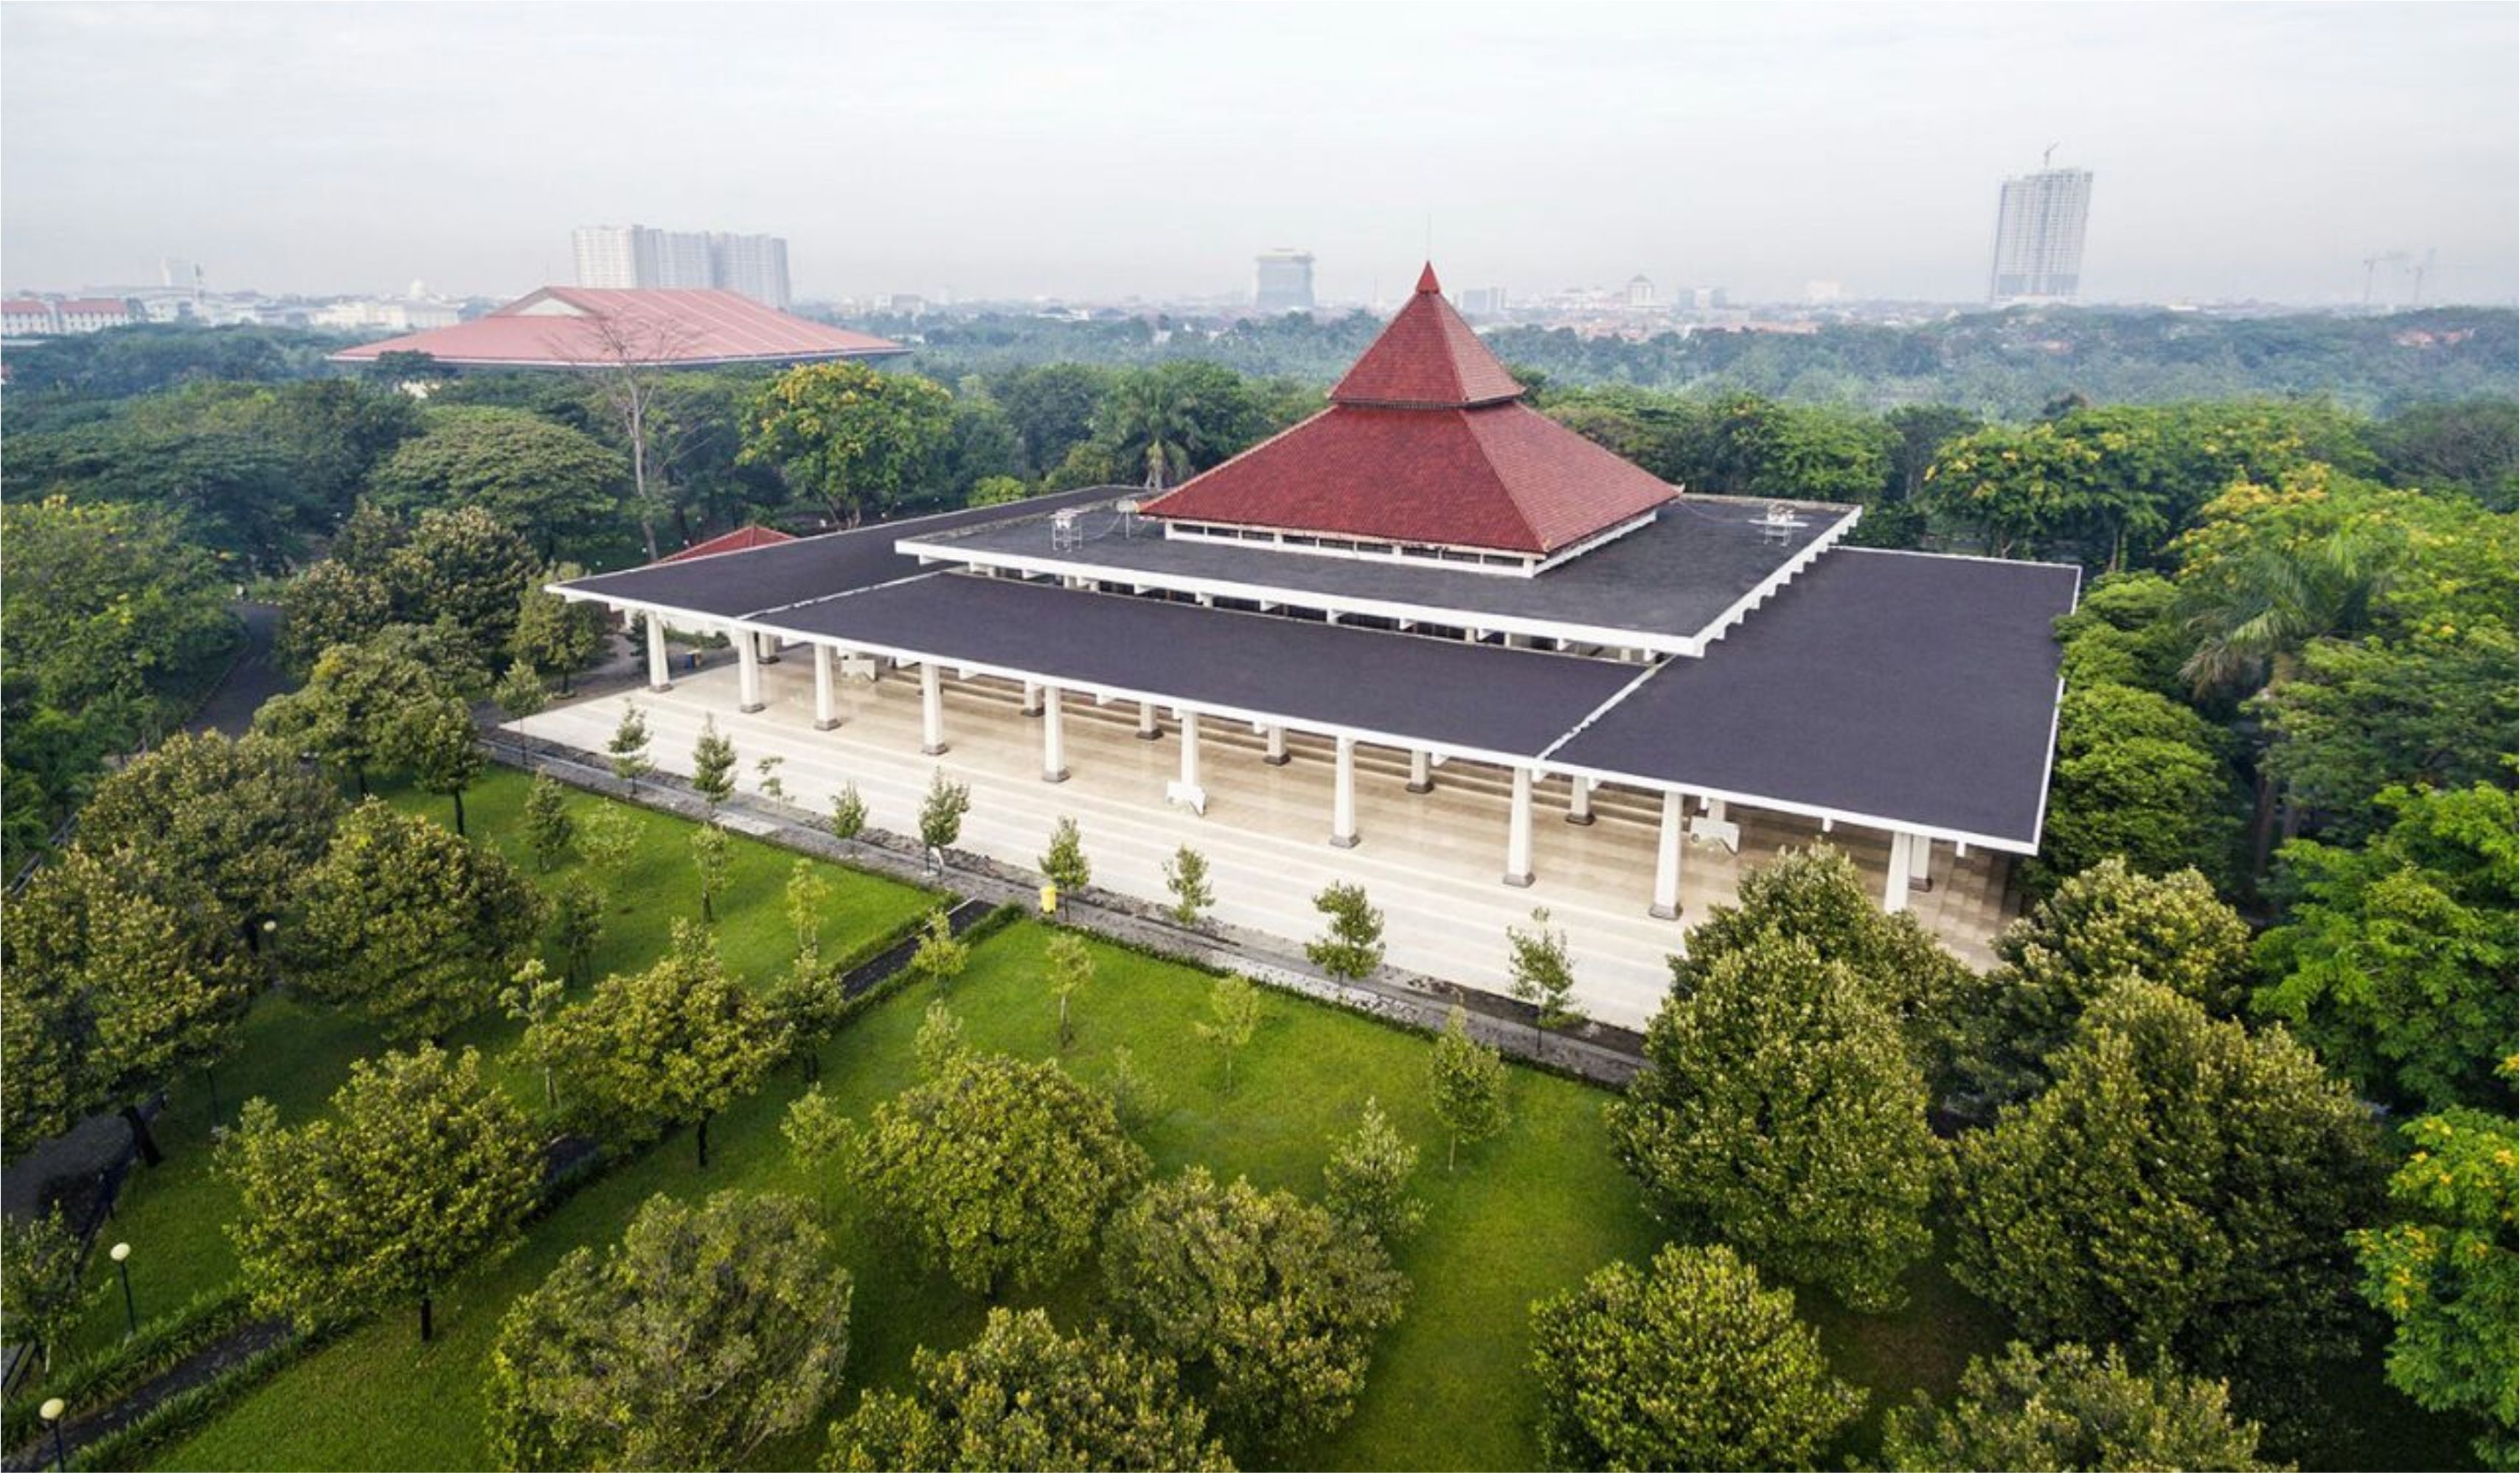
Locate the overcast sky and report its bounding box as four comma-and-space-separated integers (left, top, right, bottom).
4, 1, 2515, 306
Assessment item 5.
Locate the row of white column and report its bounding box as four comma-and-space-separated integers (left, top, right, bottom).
642, 614, 1939, 921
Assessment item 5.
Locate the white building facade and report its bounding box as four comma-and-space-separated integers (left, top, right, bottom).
1989, 166, 2094, 304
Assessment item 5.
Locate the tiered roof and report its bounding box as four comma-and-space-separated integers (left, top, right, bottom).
1141, 264, 1673, 557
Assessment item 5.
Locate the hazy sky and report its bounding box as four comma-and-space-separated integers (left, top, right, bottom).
4, 2, 2515, 306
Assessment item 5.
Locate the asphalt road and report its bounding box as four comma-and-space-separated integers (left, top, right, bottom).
188, 600, 287, 736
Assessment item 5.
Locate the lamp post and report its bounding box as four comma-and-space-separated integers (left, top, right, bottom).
109, 1242, 136, 1338
38, 1396, 67, 1471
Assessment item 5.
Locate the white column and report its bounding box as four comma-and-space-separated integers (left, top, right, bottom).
1566, 775, 1595, 826
645, 613, 671, 693
1264, 725, 1289, 766
1504, 766, 1535, 887
1906, 831, 1934, 892
1169, 709, 1207, 814
1407, 748, 1433, 794
1021, 681, 1042, 718
920, 662, 947, 756
812, 644, 838, 729
1883, 831, 1913, 913
1705, 798, 1728, 822
757, 631, 781, 664
1137, 700, 1161, 741
736, 628, 763, 713
1041, 682, 1066, 783
1330, 736, 1358, 848
1651, 789, 1686, 919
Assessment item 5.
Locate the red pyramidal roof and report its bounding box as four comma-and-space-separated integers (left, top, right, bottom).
1141, 263, 1673, 556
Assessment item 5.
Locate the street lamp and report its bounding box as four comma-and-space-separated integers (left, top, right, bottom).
109, 1242, 135, 1338
38, 1396, 67, 1471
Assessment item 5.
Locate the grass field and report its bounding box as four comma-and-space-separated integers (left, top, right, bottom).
54, 766, 2479, 1472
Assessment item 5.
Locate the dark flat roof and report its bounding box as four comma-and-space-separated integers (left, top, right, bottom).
758, 574, 1642, 760
1550, 550, 2080, 847
556, 486, 1123, 620
900, 495, 1850, 645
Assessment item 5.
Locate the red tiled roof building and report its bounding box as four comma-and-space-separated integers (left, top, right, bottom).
1141, 264, 1673, 561
654, 525, 798, 564
327, 287, 904, 371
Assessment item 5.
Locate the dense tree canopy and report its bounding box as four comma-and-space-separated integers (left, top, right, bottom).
1611, 930, 1935, 1311
741, 361, 954, 524
1880, 1341, 2277, 1472
2255, 783, 2519, 1112
1103, 1167, 1407, 1453
852, 1050, 1146, 1295
367, 406, 628, 560
221, 1044, 540, 1340
487, 1190, 851, 1472
827, 1308, 1232, 1473
1948, 981, 2387, 1424
1527, 1242, 1864, 1472
289, 799, 545, 1043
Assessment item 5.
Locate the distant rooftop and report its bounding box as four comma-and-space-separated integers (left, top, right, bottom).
327, 287, 904, 370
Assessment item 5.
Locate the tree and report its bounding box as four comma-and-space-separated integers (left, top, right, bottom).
277, 558, 392, 676
827, 1307, 1231, 1473
1192, 974, 1261, 1095
574, 801, 639, 906
1322, 1096, 1424, 1246
785, 858, 834, 959
965, 474, 1030, 507
0, 1207, 91, 1370
905, 908, 970, 991
852, 1051, 1148, 1295
253, 637, 445, 796
1039, 815, 1091, 907
530, 922, 785, 1167
605, 702, 651, 789
1948, 980, 2387, 1423
493, 662, 549, 723
999, 363, 1109, 474
1676, 844, 1973, 1091
486, 1190, 851, 1472
1950, 858, 2252, 1112
0, 496, 234, 725
1093, 363, 1264, 488
1610, 932, 1934, 1311
552, 878, 604, 985
1505, 907, 1582, 1059
1305, 882, 1385, 980
1163, 845, 1215, 926
367, 406, 626, 559
689, 821, 733, 922
690, 715, 737, 808
917, 770, 971, 855
381, 505, 541, 670
2353, 1106, 2519, 1467
289, 800, 545, 1044
1104, 1168, 1408, 1452
522, 774, 574, 873
75, 730, 344, 951
401, 695, 483, 835
2368, 396, 2519, 510
1529, 1242, 1864, 1472
741, 361, 954, 525
507, 570, 607, 693
1044, 932, 1093, 1050
914, 997, 969, 1079
754, 754, 787, 804
2, 846, 254, 1162
2255, 784, 2518, 1112
830, 782, 868, 841
2032, 721, 2244, 898
221, 1044, 539, 1342
1880, 1341, 2277, 1473
1102, 1045, 1167, 1133
1426, 1007, 1509, 1172
501, 960, 566, 1112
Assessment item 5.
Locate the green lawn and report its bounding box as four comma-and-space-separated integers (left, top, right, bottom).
49, 766, 934, 1366
91, 768, 2481, 1472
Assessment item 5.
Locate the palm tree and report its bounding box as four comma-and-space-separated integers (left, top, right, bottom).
1097, 370, 1204, 489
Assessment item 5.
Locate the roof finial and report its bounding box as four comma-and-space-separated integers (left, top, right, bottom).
1415, 261, 1442, 296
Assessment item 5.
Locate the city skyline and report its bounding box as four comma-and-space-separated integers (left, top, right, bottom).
3, 3, 2514, 307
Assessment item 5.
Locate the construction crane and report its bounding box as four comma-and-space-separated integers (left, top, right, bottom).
2411, 248, 2437, 308
2362, 252, 2407, 309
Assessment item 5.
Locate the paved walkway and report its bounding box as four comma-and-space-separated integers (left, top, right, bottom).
513, 657, 2014, 1031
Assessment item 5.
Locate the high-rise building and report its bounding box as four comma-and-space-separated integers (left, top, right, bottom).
710, 233, 791, 310
1457, 285, 1508, 317
572, 224, 791, 306
1624, 274, 1658, 310
1254, 249, 1315, 313
1988, 164, 2093, 304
